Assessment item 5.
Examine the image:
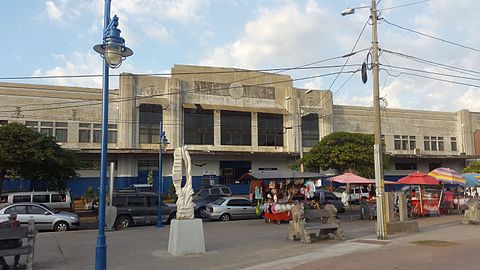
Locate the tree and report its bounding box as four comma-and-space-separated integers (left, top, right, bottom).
463, 161, 480, 173
0, 122, 83, 193
299, 132, 390, 178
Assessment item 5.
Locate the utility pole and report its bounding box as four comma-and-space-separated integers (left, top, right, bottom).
371, 0, 387, 240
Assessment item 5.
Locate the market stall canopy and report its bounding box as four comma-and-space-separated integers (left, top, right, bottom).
428, 167, 466, 186
397, 172, 439, 185
462, 173, 480, 187
327, 173, 398, 185
238, 171, 325, 181
327, 173, 370, 184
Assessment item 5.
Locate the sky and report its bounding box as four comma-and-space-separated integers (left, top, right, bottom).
1, 0, 480, 112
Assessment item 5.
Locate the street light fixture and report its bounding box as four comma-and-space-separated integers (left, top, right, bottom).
93, 1, 133, 269
342, 0, 387, 240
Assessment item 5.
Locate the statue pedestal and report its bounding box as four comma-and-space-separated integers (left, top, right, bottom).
168, 219, 206, 255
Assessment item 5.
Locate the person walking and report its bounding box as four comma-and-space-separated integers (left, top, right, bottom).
0, 213, 22, 269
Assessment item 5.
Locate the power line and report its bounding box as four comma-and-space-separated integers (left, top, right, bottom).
381, 68, 480, 88
382, 18, 480, 54
0, 55, 364, 81
379, 0, 432, 11
380, 64, 480, 82
382, 49, 480, 76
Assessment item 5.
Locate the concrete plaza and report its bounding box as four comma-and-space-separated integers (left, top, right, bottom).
14, 214, 479, 270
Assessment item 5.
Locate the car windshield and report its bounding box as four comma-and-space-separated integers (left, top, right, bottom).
212, 198, 225, 205
39, 203, 59, 213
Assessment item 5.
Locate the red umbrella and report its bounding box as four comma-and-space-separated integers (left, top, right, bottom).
397, 172, 439, 185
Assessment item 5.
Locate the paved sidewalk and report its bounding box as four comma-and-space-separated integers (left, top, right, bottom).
13, 214, 474, 270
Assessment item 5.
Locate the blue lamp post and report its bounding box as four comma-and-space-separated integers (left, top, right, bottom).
93, 1, 133, 269
156, 120, 169, 228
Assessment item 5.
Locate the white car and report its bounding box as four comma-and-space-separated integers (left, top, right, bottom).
333, 186, 369, 204
0, 202, 80, 231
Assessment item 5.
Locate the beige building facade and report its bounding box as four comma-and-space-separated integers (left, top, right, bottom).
0, 64, 478, 195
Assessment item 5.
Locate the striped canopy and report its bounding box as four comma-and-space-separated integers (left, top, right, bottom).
462, 173, 480, 187
428, 167, 465, 186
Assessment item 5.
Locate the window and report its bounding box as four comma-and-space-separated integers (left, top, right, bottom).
51, 194, 66, 202
79, 123, 91, 143
198, 190, 209, 197
221, 188, 230, 194
221, 111, 251, 145
25, 121, 38, 130
394, 135, 416, 150
302, 114, 319, 147
451, 137, 457, 151
424, 136, 444, 151
227, 199, 243, 206
238, 199, 252, 206
395, 163, 418, 170
33, 195, 50, 203
0, 120, 8, 126
55, 122, 68, 142
210, 188, 221, 195
5, 205, 27, 214
13, 195, 31, 203
112, 196, 127, 207
139, 104, 163, 144
184, 109, 214, 145
138, 160, 159, 171
424, 136, 430, 150
258, 113, 283, 147
28, 205, 46, 214
93, 124, 102, 143
108, 124, 117, 143
40, 121, 54, 137
127, 196, 145, 206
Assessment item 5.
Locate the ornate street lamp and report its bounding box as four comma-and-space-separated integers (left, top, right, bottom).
93, 1, 132, 269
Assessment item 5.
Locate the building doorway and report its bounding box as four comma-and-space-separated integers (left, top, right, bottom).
220, 161, 251, 185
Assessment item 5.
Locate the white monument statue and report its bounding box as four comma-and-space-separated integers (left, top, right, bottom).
168, 146, 205, 255
172, 146, 195, 219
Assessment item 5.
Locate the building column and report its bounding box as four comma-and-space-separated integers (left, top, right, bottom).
252, 112, 258, 147
118, 74, 136, 148
214, 110, 221, 146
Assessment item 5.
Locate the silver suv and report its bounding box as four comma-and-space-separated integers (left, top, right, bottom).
193, 185, 232, 199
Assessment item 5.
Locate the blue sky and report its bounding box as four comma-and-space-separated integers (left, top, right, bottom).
1, 0, 480, 112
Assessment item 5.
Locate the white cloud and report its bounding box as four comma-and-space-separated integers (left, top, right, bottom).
46, 1, 62, 21
32, 52, 134, 89
200, 1, 337, 68
143, 24, 174, 44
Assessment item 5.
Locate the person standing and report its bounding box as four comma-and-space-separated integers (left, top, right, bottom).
0, 213, 22, 269
444, 188, 455, 215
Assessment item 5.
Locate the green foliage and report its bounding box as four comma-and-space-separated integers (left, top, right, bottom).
299, 132, 390, 179
0, 122, 82, 192
147, 171, 154, 186
463, 161, 480, 173
82, 186, 99, 203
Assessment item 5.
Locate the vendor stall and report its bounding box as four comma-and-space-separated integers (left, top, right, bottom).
398, 172, 441, 217
239, 171, 324, 224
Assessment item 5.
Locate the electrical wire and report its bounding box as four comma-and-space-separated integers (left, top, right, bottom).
380, 64, 480, 81
378, 0, 432, 11
381, 68, 480, 88
382, 49, 480, 76
382, 18, 480, 54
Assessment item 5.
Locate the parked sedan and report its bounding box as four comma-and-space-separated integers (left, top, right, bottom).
0, 202, 80, 231
193, 195, 223, 218
204, 197, 258, 221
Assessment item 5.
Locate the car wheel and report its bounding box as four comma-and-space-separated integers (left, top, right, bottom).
198, 207, 206, 218
167, 212, 176, 224
116, 215, 132, 228
220, 214, 231, 221
54, 221, 69, 232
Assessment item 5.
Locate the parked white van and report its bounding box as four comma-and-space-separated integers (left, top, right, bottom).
0, 190, 73, 210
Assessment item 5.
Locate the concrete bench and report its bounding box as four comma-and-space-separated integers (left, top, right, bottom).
288, 205, 344, 243
0, 220, 36, 270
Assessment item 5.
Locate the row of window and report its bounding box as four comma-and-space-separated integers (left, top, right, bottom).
394, 135, 457, 151
395, 162, 443, 171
